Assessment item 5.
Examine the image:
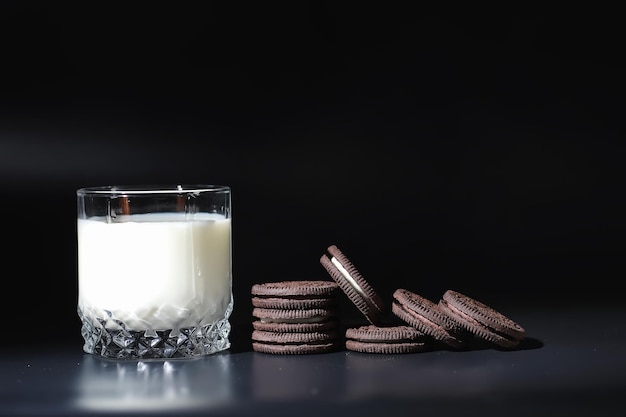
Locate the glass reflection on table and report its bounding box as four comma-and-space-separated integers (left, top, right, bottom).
74, 353, 233, 413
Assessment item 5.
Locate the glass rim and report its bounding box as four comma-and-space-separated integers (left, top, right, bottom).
76, 184, 230, 196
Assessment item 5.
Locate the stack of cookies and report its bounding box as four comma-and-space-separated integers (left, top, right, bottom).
251, 280, 342, 354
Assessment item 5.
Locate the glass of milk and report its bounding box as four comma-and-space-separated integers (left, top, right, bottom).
76, 185, 232, 360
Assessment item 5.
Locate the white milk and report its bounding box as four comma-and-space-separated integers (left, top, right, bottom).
77, 212, 232, 331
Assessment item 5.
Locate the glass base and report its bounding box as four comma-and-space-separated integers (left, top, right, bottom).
78, 307, 231, 360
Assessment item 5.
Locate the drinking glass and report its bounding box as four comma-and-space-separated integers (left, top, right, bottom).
76, 185, 232, 359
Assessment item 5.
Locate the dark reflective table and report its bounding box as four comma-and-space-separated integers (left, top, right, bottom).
2, 306, 624, 416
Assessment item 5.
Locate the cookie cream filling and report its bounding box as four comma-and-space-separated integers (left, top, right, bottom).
331, 256, 379, 312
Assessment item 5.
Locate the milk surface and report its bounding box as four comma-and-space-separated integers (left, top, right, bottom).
77, 212, 232, 331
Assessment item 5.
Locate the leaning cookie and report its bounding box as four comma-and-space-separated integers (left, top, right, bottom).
438, 290, 526, 349
392, 288, 470, 349
319, 245, 385, 325
345, 324, 429, 354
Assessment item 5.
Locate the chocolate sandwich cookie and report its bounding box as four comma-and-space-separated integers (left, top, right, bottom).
345, 324, 429, 354
251, 341, 338, 355
252, 329, 339, 345
252, 307, 338, 324
252, 319, 340, 333
252, 326, 340, 355
438, 290, 526, 349
392, 288, 470, 349
251, 296, 337, 310
251, 280, 340, 298
251, 280, 340, 309
319, 245, 385, 325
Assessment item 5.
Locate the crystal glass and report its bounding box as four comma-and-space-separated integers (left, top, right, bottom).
76, 185, 232, 360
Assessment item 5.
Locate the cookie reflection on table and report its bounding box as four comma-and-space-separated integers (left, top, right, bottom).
251, 351, 348, 400
73, 354, 233, 413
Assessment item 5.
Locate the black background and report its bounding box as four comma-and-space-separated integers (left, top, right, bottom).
1, 3, 624, 347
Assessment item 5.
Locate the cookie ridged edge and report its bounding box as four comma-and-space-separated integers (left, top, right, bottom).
252, 341, 339, 355
251, 296, 338, 309
345, 340, 428, 354
251, 280, 339, 297
345, 325, 425, 343
252, 319, 340, 333
252, 307, 337, 323
252, 329, 339, 344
